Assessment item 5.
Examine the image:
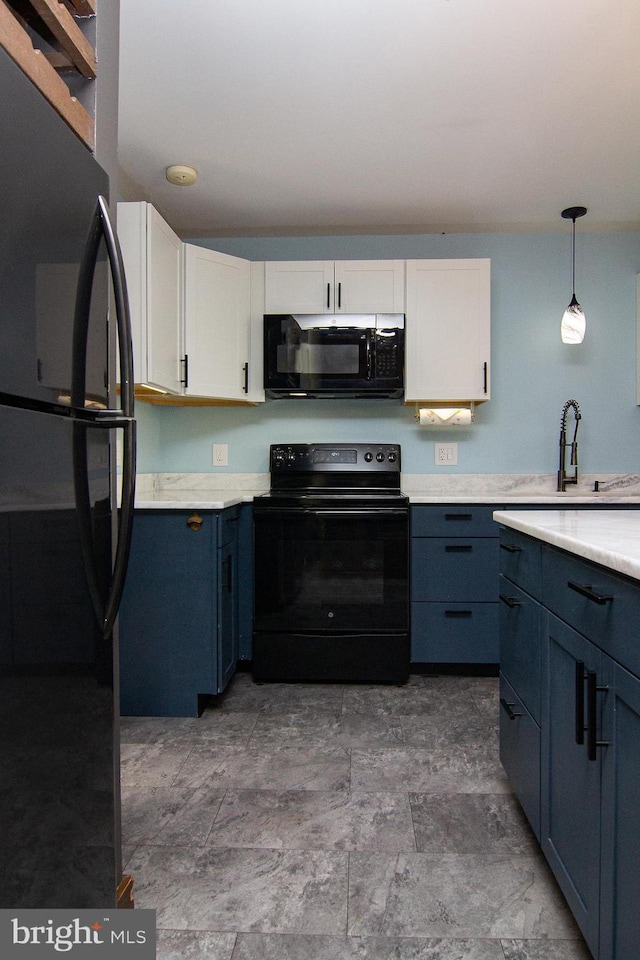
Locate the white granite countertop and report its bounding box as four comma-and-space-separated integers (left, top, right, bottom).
130, 473, 640, 510
493, 509, 640, 582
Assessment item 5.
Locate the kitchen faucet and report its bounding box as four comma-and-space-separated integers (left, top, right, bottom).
557, 399, 581, 491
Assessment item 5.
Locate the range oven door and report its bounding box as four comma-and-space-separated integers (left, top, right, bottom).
253, 504, 409, 682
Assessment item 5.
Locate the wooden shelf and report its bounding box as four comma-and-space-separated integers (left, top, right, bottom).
0, 0, 95, 149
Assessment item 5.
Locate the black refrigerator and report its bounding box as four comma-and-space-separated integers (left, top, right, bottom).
0, 49, 136, 906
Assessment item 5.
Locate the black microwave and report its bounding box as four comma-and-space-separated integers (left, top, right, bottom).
263, 313, 404, 399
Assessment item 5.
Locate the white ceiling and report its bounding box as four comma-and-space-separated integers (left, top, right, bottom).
117, 0, 640, 237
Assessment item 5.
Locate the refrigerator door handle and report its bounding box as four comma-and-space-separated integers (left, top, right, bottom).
98, 195, 135, 419
104, 416, 136, 637
72, 194, 137, 638
73, 416, 137, 639
72, 195, 135, 419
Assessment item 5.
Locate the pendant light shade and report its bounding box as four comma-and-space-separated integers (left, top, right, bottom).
560, 206, 587, 344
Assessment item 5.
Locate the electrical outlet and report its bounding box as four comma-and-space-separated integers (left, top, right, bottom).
434, 442, 458, 466
213, 443, 228, 466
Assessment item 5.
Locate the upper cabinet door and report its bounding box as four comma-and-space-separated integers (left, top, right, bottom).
264, 261, 335, 313
183, 246, 251, 400
117, 202, 183, 394
405, 259, 491, 402
146, 207, 184, 393
334, 260, 405, 313
264, 260, 405, 314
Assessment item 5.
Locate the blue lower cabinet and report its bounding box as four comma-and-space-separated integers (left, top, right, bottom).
542, 614, 602, 957
410, 505, 501, 664
599, 662, 640, 960
119, 508, 239, 717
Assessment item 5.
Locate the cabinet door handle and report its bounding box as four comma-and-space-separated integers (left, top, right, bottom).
444, 609, 472, 618
567, 581, 613, 605
500, 697, 521, 720
181, 354, 189, 389
500, 594, 522, 608
327, 282, 331, 310
500, 542, 522, 554
337, 281, 342, 309
575, 659, 586, 745
445, 544, 473, 553
444, 513, 473, 521
243, 362, 249, 394
483, 361, 488, 394
586, 670, 609, 761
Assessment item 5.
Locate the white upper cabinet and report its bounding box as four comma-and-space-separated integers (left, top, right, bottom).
117, 202, 183, 394
264, 260, 405, 314
404, 259, 491, 402
182, 245, 251, 400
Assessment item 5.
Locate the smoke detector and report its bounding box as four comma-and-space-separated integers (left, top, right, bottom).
165, 164, 198, 186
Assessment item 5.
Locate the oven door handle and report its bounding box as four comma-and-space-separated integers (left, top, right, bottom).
255, 507, 408, 517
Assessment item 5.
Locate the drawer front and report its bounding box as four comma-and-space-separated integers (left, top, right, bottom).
412, 537, 499, 602
499, 527, 542, 599
499, 575, 543, 723
541, 545, 640, 673
411, 504, 500, 538
219, 505, 241, 546
499, 674, 541, 840
411, 601, 499, 663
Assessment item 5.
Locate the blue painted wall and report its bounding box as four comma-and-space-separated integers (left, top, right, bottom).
134, 230, 640, 476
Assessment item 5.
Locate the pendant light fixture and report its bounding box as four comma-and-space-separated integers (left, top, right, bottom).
560, 206, 587, 344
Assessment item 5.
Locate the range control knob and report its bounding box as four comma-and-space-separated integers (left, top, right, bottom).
287, 450, 297, 463
376, 451, 385, 462
387, 451, 397, 463
364, 451, 373, 463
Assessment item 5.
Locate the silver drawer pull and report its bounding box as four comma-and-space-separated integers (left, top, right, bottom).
567, 581, 613, 605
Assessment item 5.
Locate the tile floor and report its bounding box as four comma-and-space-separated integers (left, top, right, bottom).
120, 672, 593, 960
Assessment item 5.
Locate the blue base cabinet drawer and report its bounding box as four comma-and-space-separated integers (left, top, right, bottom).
412, 602, 498, 663
412, 538, 499, 602
499, 576, 543, 723
499, 674, 541, 840
412, 505, 499, 537
499, 527, 542, 598
542, 546, 640, 676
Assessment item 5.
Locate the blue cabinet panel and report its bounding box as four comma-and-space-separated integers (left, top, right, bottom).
238, 503, 254, 661
119, 507, 240, 717
499, 674, 541, 840
600, 663, 640, 960
542, 614, 602, 957
119, 510, 218, 716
